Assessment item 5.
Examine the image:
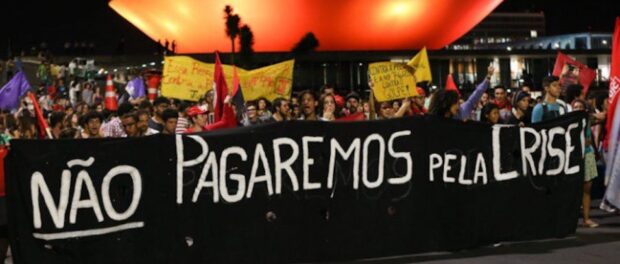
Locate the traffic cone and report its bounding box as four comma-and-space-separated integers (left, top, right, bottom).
105, 74, 118, 111
147, 75, 161, 103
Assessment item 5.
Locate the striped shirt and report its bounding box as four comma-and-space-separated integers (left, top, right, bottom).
176, 117, 189, 134
101, 117, 126, 138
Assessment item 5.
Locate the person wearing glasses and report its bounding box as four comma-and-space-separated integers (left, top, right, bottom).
121, 112, 141, 137
242, 101, 262, 126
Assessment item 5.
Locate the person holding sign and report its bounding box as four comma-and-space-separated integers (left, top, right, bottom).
377, 98, 412, 119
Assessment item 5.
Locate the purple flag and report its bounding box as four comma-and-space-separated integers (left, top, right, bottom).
0, 72, 31, 110
125, 77, 146, 99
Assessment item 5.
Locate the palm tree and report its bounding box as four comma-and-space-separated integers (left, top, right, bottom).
224, 5, 240, 65
239, 25, 254, 68
292, 32, 319, 55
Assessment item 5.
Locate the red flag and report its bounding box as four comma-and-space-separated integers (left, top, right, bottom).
27, 92, 52, 139
445, 74, 460, 96
610, 17, 620, 100
604, 18, 620, 150
0, 146, 7, 196
604, 92, 620, 150
552, 51, 596, 94
232, 66, 240, 96
231, 66, 245, 116
213, 52, 229, 122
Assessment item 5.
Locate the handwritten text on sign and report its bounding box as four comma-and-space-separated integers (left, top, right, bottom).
240, 60, 294, 102
162, 56, 226, 101
369, 62, 418, 102
162, 56, 294, 102
8, 113, 587, 263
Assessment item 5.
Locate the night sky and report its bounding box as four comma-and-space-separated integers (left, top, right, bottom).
1, 0, 618, 57
496, 0, 619, 35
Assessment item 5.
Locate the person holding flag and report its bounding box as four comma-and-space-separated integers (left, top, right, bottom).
0, 72, 30, 111
0, 71, 52, 139
182, 51, 238, 132
124, 75, 147, 105
213, 51, 229, 123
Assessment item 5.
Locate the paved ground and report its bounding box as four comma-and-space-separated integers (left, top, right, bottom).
341, 200, 620, 264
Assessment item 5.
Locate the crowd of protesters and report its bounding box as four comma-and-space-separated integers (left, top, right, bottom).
0, 59, 616, 262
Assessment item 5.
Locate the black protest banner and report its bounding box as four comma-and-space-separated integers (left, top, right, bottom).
6, 112, 587, 263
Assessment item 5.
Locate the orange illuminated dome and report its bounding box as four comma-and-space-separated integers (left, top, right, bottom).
109, 0, 502, 53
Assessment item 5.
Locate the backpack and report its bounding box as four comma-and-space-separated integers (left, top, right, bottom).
541, 101, 567, 121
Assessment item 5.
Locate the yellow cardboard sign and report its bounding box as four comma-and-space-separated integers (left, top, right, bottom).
368, 62, 418, 102
240, 60, 294, 101
161, 56, 294, 101
161, 56, 234, 101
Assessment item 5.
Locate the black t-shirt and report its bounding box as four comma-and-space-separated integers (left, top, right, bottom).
148, 118, 163, 132
506, 108, 532, 126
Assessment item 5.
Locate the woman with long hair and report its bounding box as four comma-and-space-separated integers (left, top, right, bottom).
256, 97, 272, 121
319, 94, 341, 121
428, 90, 460, 119
572, 99, 599, 228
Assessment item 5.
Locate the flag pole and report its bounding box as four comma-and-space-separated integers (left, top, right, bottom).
27, 92, 53, 139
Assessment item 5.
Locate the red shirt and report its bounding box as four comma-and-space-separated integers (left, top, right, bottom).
493, 99, 512, 110
0, 147, 8, 196
411, 106, 426, 116
185, 105, 238, 133
336, 112, 365, 122
205, 104, 237, 131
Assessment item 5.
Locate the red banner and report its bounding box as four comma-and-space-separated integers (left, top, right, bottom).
610, 17, 620, 99
604, 17, 620, 150
552, 52, 596, 95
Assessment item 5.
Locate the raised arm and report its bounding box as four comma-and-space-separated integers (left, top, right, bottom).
457, 66, 493, 120
205, 95, 237, 131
